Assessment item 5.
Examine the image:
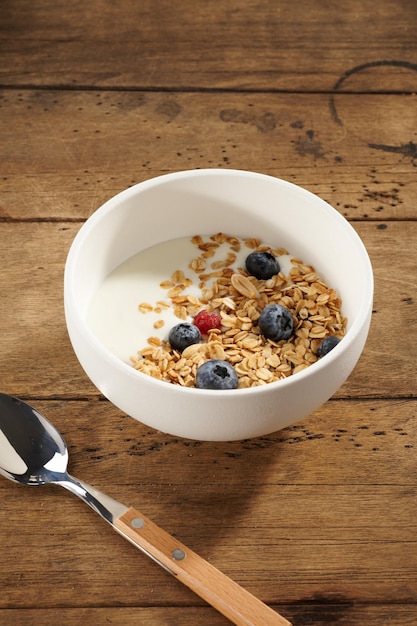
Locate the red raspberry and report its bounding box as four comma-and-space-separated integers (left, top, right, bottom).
193, 310, 222, 335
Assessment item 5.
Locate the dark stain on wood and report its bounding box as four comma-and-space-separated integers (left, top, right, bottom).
156, 99, 182, 119
293, 129, 325, 160
361, 186, 403, 209
219, 108, 277, 132
330, 59, 417, 125
293, 592, 354, 624
368, 141, 417, 165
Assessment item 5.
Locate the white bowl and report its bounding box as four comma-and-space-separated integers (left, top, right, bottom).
64, 169, 373, 441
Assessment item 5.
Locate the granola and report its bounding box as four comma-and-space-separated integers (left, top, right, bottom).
131, 233, 347, 388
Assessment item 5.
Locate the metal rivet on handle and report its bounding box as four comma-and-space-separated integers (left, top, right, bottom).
131, 517, 145, 529
172, 548, 186, 561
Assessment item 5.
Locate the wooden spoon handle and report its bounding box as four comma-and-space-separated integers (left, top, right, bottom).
114, 507, 291, 626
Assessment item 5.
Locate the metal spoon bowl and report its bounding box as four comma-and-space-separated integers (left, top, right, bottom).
0, 393, 290, 626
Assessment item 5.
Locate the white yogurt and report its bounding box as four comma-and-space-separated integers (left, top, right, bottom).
87, 236, 293, 363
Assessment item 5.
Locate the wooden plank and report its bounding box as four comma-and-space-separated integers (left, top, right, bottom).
1, 0, 417, 91
1, 90, 415, 221
0, 398, 415, 608
12, 396, 413, 487
0, 220, 415, 398
0, 605, 416, 626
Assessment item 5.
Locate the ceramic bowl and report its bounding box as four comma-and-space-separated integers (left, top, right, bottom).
64, 169, 373, 441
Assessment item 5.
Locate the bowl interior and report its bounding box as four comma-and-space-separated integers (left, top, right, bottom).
67, 169, 371, 336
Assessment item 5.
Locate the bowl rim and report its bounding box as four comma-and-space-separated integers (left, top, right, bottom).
64, 168, 374, 397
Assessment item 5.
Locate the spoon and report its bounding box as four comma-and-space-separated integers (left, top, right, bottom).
0, 393, 291, 626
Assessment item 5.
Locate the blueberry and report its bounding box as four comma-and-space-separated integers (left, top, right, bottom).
245, 251, 280, 280
317, 335, 341, 357
258, 303, 293, 341
196, 360, 239, 390
168, 323, 201, 353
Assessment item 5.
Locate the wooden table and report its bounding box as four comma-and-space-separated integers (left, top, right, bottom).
1, 1, 416, 624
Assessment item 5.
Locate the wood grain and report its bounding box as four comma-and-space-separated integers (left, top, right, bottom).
1, 0, 417, 91
0, 399, 415, 609
1, 605, 416, 626
1, 90, 416, 221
